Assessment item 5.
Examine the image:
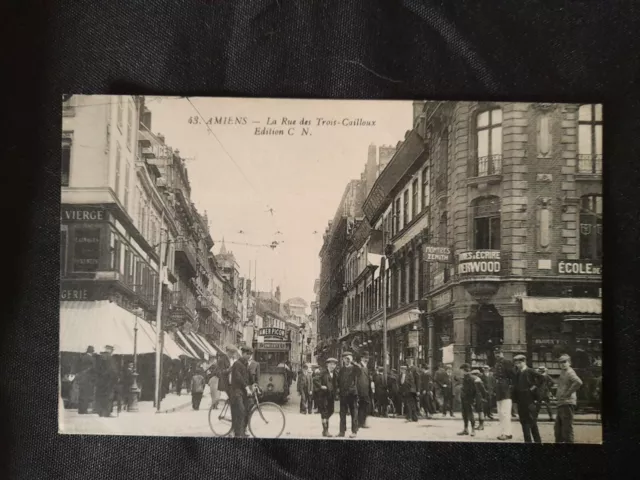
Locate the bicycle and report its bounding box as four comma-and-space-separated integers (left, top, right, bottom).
208, 386, 286, 438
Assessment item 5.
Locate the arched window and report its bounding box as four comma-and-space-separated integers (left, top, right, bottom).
579, 195, 603, 261
578, 104, 603, 174
473, 196, 501, 250
476, 108, 503, 176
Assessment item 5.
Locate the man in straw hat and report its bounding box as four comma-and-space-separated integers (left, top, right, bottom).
313, 357, 338, 437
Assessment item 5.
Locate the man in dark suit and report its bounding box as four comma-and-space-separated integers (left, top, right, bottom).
481, 365, 496, 420
494, 346, 516, 440
229, 346, 253, 438
337, 351, 361, 438
435, 364, 455, 417
373, 366, 388, 416
513, 354, 543, 443
297, 363, 314, 414
313, 358, 338, 437
387, 368, 401, 416
399, 363, 419, 422
419, 364, 435, 419
356, 352, 374, 428
76, 345, 96, 414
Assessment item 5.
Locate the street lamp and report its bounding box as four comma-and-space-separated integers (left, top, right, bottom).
129, 307, 145, 412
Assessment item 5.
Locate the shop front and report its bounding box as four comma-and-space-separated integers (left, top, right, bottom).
426, 288, 454, 371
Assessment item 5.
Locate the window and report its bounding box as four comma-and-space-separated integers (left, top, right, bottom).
403, 190, 409, 227
73, 228, 101, 272
408, 252, 415, 302
578, 104, 603, 174
579, 195, 602, 261
61, 141, 71, 187
473, 196, 501, 250
123, 248, 131, 286
115, 143, 121, 198
422, 167, 429, 211
394, 198, 401, 235
400, 260, 407, 305
476, 108, 503, 176
124, 163, 130, 210
412, 179, 418, 220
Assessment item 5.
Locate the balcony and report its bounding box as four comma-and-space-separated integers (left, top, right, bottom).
133, 284, 157, 310
170, 289, 197, 320
196, 292, 214, 314
577, 154, 602, 177
175, 240, 197, 277
476, 154, 503, 177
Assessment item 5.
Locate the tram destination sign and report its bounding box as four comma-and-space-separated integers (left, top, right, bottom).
422, 245, 453, 262
457, 250, 502, 275
257, 342, 289, 351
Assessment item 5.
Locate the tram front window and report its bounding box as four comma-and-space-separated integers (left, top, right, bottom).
255, 351, 287, 372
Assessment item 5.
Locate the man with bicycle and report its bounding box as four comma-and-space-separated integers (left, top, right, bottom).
230, 346, 257, 438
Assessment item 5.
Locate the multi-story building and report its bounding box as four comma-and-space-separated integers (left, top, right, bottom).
216, 240, 242, 346
354, 101, 601, 408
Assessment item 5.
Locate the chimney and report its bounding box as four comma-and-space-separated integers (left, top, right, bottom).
157, 132, 165, 144
275, 286, 281, 303
378, 145, 396, 174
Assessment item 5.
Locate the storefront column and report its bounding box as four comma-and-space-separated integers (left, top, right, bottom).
427, 314, 436, 374
495, 303, 527, 360
451, 304, 473, 369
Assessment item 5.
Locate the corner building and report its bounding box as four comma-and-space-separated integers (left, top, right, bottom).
362, 101, 602, 404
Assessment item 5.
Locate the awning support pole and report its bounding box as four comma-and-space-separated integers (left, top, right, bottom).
154, 221, 166, 413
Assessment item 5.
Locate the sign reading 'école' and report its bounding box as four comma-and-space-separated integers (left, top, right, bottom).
558, 259, 602, 275
457, 250, 502, 275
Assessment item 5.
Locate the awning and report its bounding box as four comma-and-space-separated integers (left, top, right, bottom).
195, 333, 218, 357
60, 301, 156, 355
521, 297, 601, 314
387, 308, 422, 331
188, 332, 214, 358
175, 330, 200, 358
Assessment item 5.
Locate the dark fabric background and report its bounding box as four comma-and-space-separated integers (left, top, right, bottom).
2, 0, 640, 478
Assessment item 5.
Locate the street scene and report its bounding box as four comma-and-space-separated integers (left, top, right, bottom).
60, 96, 602, 443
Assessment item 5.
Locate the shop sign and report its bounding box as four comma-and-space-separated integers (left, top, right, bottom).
257, 342, 288, 351
457, 250, 501, 275
73, 227, 101, 272
533, 338, 567, 345
257, 327, 285, 339
60, 281, 108, 301
557, 259, 602, 275
430, 290, 452, 311
407, 330, 419, 348
422, 245, 452, 262
61, 205, 108, 223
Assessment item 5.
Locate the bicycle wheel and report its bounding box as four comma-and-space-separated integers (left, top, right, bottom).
208, 401, 233, 437
248, 402, 286, 438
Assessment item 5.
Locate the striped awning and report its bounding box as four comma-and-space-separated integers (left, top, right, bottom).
521, 297, 601, 314
195, 333, 219, 357
175, 330, 200, 358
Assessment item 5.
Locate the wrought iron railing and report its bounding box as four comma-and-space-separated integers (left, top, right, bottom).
577, 154, 602, 174
476, 154, 503, 177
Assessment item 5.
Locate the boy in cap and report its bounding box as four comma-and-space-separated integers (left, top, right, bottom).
457, 364, 477, 436
313, 357, 338, 437
554, 354, 583, 443
513, 354, 542, 443
337, 351, 361, 438
470, 369, 488, 430
536, 366, 555, 421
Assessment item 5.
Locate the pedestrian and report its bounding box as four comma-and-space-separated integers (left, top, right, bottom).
554, 354, 583, 443
337, 351, 360, 438
512, 354, 542, 443
297, 363, 314, 414
435, 364, 455, 417
230, 346, 254, 438
313, 358, 338, 437
493, 346, 516, 441
399, 363, 419, 422
387, 368, 401, 416
207, 358, 221, 409
470, 369, 488, 430
356, 352, 374, 429
94, 345, 118, 418
419, 364, 435, 419
76, 346, 96, 414
481, 366, 496, 420
373, 366, 388, 417
457, 364, 477, 437
119, 361, 135, 412
190, 368, 206, 411
312, 366, 321, 413
536, 366, 555, 421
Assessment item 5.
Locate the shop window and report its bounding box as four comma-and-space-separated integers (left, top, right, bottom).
579, 195, 603, 261
61, 141, 71, 187
577, 104, 603, 174
422, 167, 430, 211
412, 179, 419, 220
475, 108, 502, 176
473, 196, 501, 250
73, 227, 101, 272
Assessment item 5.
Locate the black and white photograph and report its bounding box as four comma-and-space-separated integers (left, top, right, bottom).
59, 95, 602, 444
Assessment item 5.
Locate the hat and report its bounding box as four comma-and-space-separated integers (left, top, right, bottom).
342, 351, 353, 357
86, 346, 95, 353
241, 346, 254, 354
558, 354, 571, 362
460, 363, 471, 371
514, 354, 526, 362
326, 357, 338, 364
482, 365, 491, 370
102, 345, 114, 352
400, 364, 408, 369
361, 351, 370, 357
471, 369, 481, 375
538, 366, 547, 371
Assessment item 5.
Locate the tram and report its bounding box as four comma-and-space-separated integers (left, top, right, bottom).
253, 327, 292, 404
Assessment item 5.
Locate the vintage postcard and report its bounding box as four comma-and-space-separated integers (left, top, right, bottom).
59, 96, 602, 443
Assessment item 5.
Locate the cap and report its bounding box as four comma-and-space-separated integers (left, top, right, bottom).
241, 346, 254, 354
342, 351, 353, 357
460, 363, 471, 371
361, 351, 370, 357
103, 345, 114, 351
86, 346, 95, 353
558, 354, 571, 362
326, 357, 338, 364
482, 365, 491, 370
471, 369, 481, 375
538, 366, 547, 371
514, 354, 526, 362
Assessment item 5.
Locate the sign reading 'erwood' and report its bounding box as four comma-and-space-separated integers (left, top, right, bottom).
422, 245, 452, 262
457, 250, 502, 275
